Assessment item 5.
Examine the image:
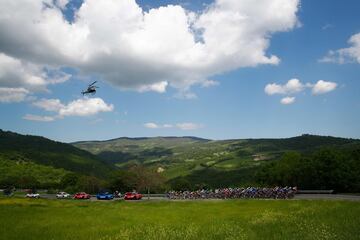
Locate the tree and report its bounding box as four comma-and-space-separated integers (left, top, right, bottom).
109, 170, 137, 192
171, 178, 191, 191
77, 176, 104, 193
60, 173, 79, 189
256, 147, 360, 192
128, 166, 165, 199
16, 176, 39, 189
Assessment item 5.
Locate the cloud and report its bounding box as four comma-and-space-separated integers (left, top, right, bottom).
265, 78, 304, 95
138, 81, 168, 93
0, 53, 70, 102
144, 122, 160, 129
144, 123, 174, 129
0, 87, 29, 103
312, 80, 337, 95
201, 80, 219, 88
174, 90, 198, 100
23, 114, 55, 122
265, 78, 337, 104
55, 0, 70, 9
176, 122, 203, 130
320, 33, 360, 64
321, 24, 333, 31
0, 53, 47, 92
0, 0, 300, 96
29, 97, 114, 121
144, 122, 202, 130
32, 98, 64, 112
280, 96, 295, 105
59, 98, 114, 117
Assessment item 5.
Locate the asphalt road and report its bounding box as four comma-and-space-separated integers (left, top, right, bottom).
294, 194, 360, 201
24, 194, 167, 201
21, 194, 360, 201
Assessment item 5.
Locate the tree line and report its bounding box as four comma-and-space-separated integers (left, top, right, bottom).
256, 148, 360, 192
1, 165, 165, 194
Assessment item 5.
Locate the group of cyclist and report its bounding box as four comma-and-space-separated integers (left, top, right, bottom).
167, 186, 297, 200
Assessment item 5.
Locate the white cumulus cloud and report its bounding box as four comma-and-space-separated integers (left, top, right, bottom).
320, 33, 360, 64
32, 98, 64, 112
144, 122, 202, 130
59, 98, 114, 117
0, 53, 47, 92
265, 78, 337, 104
312, 80, 337, 95
176, 122, 203, 130
23, 114, 55, 122
280, 96, 295, 105
138, 81, 168, 93
0, 87, 29, 103
0, 0, 300, 96
27, 97, 114, 121
144, 122, 160, 129
265, 78, 304, 95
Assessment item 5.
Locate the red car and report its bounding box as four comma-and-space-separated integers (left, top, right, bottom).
73, 192, 91, 199
124, 192, 142, 200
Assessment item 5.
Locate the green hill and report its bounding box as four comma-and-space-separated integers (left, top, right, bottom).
0, 129, 113, 188
72, 134, 360, 187
1, 129, 358, 190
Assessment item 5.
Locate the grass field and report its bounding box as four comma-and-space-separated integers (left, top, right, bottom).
0, 198, 359, 240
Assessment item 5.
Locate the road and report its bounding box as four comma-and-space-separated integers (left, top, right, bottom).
294, 194, 360, 201
21, 194, 360, 201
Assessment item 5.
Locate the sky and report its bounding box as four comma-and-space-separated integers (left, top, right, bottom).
0, 0, 359, 142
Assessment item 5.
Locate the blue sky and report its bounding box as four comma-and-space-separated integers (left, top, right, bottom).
0, 0, 359, 142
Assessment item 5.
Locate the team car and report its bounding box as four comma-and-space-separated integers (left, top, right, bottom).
73, 192, 91, 199
26, 193, 40, 198
124, 192, 142, 200
96, 192, 114, 200
56, 192, 70, 199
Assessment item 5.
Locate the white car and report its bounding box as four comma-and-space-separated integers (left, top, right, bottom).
56, 192, 70, 199
26, 193, 40, 198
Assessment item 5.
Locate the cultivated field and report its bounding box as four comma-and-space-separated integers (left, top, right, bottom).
0, 198, 359, 240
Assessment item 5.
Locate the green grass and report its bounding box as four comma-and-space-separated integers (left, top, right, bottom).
0, 198, 359, 240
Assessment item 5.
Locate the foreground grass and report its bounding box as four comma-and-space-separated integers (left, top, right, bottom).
0, 198, 359, 240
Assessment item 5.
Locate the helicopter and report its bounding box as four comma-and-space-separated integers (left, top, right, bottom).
82, 81, 99, 96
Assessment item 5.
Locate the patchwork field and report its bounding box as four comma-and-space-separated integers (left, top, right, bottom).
0, 198, 359, 240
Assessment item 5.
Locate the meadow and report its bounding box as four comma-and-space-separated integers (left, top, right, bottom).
0, 198, 359, 240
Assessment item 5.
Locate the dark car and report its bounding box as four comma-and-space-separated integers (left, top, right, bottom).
124, 192, 142, 200
96, 192, 114, 200
73, 192, 91, 199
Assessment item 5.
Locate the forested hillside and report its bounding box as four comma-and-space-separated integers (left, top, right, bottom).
0, 129, 112, 188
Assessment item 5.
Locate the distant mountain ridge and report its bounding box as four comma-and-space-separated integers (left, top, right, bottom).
72, 136, 210, 144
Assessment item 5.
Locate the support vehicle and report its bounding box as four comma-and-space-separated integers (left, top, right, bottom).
26, 193, 40, 198
56, 192, 70, 199
96, 192, 114, 200
73, 192, 91, 199
124, 192, 142, 200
